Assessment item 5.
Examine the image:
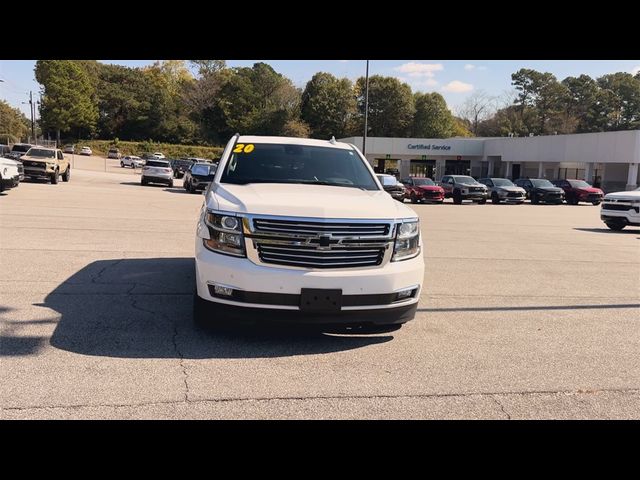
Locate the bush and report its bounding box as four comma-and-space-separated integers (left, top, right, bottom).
75, 139, 224, 160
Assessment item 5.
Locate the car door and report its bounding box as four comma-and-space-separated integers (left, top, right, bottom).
57, 150, 69, 172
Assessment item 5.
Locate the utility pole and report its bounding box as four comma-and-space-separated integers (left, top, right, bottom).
29, 91, 35, 142
363, 60, 369, 156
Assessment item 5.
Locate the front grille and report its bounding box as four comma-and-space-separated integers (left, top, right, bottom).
253, 218, 390, 237
507, 191, 523, 197
603, 203, 638, 212
423, 190, 441, 196
257, 243, 386, 269
469, 187, 484, 192
250, 217, 393, 269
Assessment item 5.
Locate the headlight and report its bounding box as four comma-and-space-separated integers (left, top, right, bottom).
392, 220, 420, 261
202, 211, 245, 257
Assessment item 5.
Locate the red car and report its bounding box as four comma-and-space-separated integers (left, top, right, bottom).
551, 179, 604, 205
401, 177, 445, 203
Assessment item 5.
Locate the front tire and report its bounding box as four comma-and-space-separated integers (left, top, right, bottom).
605, 222, 625, 231
51, 170, 59, 184
478, 198, 487, 205
141, 178, 147, 186
453, 190, 462, 205
410, 193, 418, 204
592, 201, 601, 206
531, 194, 539, 204
491, 192, 500, 204
62, 166, 70, 182
120, 161, 124, 168
168, 180, 174, 188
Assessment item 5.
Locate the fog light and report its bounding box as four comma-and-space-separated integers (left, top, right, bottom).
395, 289, 414, 301
213, 285, 233, 296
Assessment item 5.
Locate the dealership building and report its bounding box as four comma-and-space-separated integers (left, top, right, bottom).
340, 130, 640, 192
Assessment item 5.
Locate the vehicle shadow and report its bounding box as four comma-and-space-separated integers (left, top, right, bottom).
574, 228, 639, 234
45, 258, 392, 360
163, 188, 192, 195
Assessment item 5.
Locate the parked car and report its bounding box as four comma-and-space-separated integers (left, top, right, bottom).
121, 155, 144, 168
20, 147, 70, 184
440, 175, 488, 204
184, 162, 217, 193
376, 174, 406, 202
551, 179, 604, 205
63, 145, 75, 154
152, 152, 166, 159
141, 159, 173, 187
0, 156, 21, 192
170, 158, 195, 178
193, 135, 423, 330
5, 143, 33, 161
600, 187, 640, 231
514, 178, 565, 204
79, 146, 92, 156
478, 177, 526, 204
107, 148, 121, 159
401, 177, 444, 203
0, 144, 11, 157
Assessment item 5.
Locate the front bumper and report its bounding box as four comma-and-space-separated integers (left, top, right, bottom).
24, 164, 55, 179
601, 211, 640, 226
192, 181, 211, 191
195, 240, 424, 323
1, 175, 20, 189
461, 191, 487, 200
417, 191, 444, 202
143, 175, 172, 184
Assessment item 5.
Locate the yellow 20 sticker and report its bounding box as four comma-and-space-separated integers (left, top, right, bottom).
233, 143, 255, 153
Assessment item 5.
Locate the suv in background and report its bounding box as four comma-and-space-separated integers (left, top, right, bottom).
5, 143, 33, 161
514, 178, 564, 204
63, 145, 75, 154
141, 159, 173, 187
551, 179, 604, 205
20, 147, 70, 184
376, 174, 406, 202
600, 187, 640, 231
401, 177, 444, 203
79, 146, 92, 156
440, 175, 488, 204
170, 158, 195, 178
121, 155, 144, 168
183, 162, 216, 193
478, 177, 526, 204
107, 147, 121, 159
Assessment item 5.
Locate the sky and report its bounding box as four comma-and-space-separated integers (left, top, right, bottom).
1, 59, 639, 118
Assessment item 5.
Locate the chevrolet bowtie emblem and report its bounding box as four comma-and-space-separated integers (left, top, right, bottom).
318, 235, 331, 247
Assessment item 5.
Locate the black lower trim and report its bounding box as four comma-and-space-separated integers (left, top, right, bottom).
197, 295, 417, 325
601, 215, 640, 226
207, 284, 417, 307
1, 176, 19, 189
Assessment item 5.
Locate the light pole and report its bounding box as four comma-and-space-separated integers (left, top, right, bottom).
21, 91, 35, 142
363, 60, 369, 156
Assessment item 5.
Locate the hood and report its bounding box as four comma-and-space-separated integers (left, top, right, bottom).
575, 187, 603, 194
209, 183, 417, 219
494, 185, 524, 192
0, 157, 22, 167
19, 155, 54, 162
535, 186, 563, 193
605, 190, 640, 201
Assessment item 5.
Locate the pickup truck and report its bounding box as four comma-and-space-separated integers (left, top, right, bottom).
193, 135, 424, 331
600, 187, 640, 230
20, 147, 71, 184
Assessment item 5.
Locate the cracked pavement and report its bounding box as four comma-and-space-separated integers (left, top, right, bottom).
1, 168, 639, 419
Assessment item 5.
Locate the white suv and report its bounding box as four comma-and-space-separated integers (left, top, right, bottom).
141, 159, 173, 187
600, 187, 640, 230
194, 135, 424, 330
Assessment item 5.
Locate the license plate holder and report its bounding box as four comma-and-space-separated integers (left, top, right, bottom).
300, 288, 342, 312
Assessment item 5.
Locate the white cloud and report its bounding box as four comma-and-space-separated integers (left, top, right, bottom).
632, 66, 640, 75
441, 80, 474, 93
394, 62, 444, 77
396, 76, 439, 91
464, 64, 475, 71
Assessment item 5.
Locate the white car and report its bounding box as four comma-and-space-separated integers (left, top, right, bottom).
80, 146, 92, 156
600, 187, 640, 230
141, 159, 173, 187
152, 152, 166, 159
121, 156, 145, 168
193, 135, 424, 331
0, 157, 21, 192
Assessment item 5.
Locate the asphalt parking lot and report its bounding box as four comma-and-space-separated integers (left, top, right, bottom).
1, 167, 639, 419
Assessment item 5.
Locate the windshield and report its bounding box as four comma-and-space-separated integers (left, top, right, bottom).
454, 176, 477, 184
12, 145, 31, 153
191, 164, 213, 176
413, 178, 435, 186
567, 180, 591, 188
146, 160, 169, 168
377, 175, 399, 186
220, 143, 378, 190
492, 178, 515, 187
26, 148, 55, 158
531, 179, 554, 188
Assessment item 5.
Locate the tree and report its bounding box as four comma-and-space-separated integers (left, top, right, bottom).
35, 60, 99, 142
452, 117, 473, 137
282, 119, 310, 137
561, 75, 599, 132
190, 60, 227, 77
0, 100, 30, 142
412, 92, 456, 138
300, 72, 356, 139
596, 72, 640, 130
511, 69, 569, 134
354, 75, 414, 137
457, 90, 496, 135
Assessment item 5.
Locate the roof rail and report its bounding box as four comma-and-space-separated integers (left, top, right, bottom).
329, 136, 337, 144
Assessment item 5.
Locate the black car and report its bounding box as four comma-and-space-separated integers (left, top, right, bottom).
170, 158, 194, 178
183, 162, 217, 193
514, 178, 565, 204
376, 174, 406, 202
